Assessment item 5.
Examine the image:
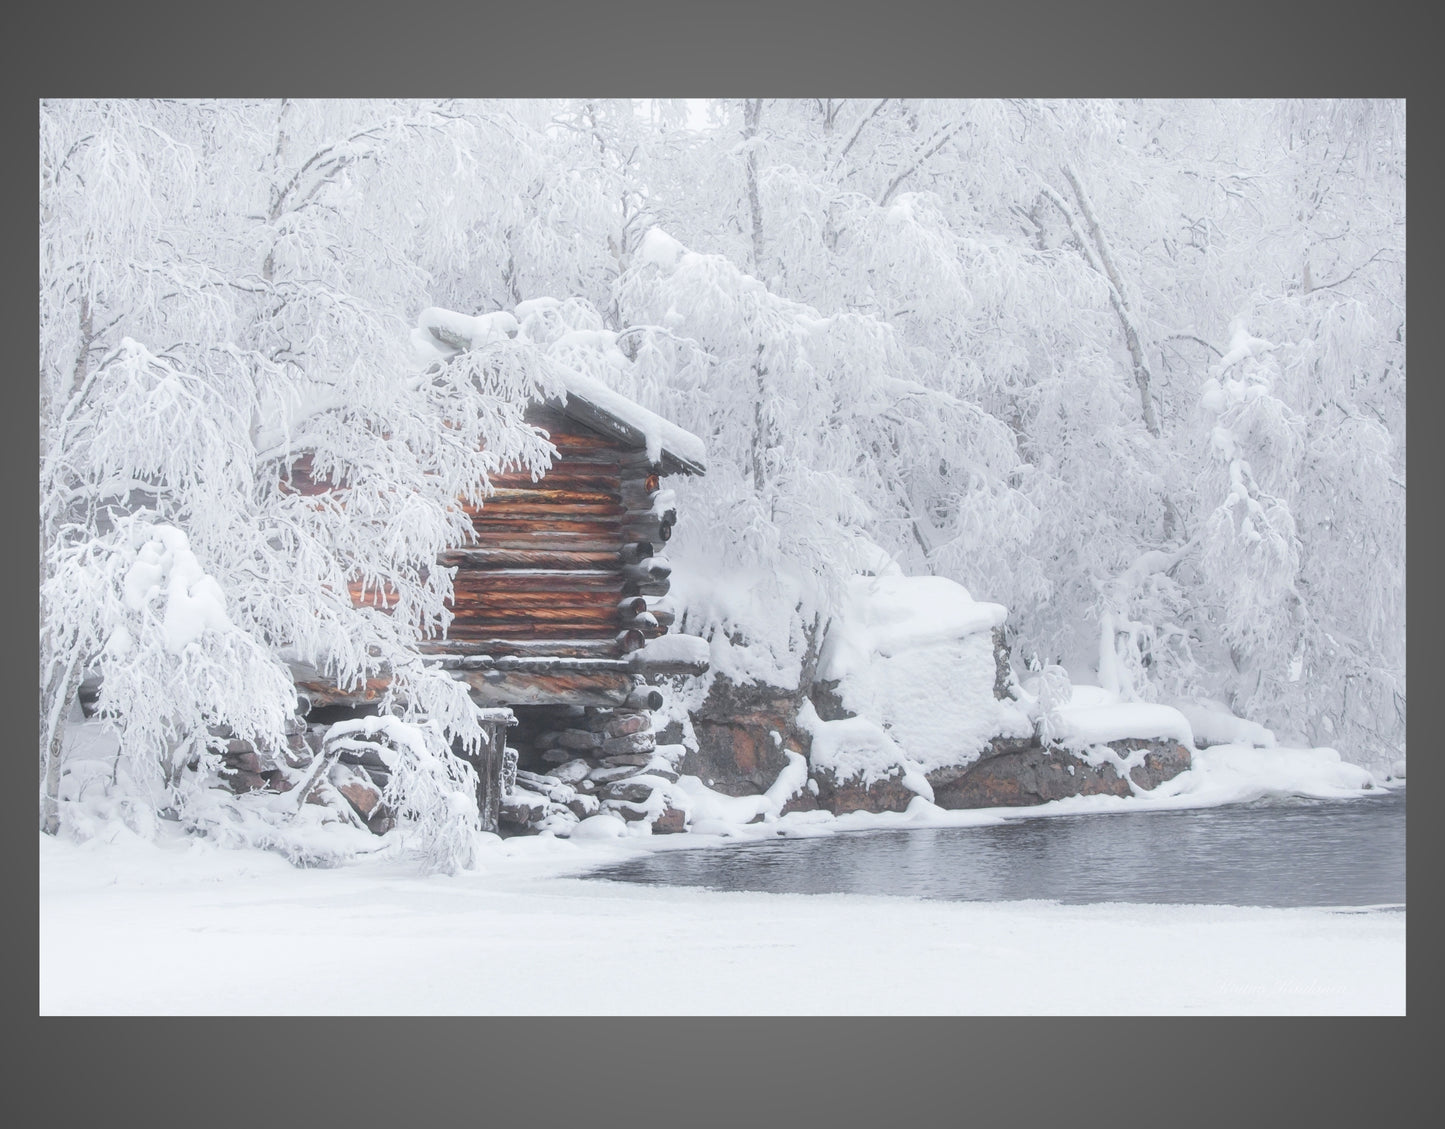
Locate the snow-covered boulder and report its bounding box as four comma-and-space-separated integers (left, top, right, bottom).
798, 574, 1033, 806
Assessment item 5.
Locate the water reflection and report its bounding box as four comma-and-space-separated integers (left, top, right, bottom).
592, 790, 1405, 908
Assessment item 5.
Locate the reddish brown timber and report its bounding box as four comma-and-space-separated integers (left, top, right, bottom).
487, 468, 624, 489
292, 675, 393, 707
466, 534, 625, 552
447, 616, 620, 635
468, 502, 627, 520
447, 599, 623, 618
482, 487, 622, 506
447, 605, 620, 623
438, 547, 621, 569
446, 626, 616, 644
452, 584, 626, 604
450, 595, 624, 614
449, 615, 622, 635
467, 519, 622, 538
517, 447, 649, 469
418, 638, 622, 659
452, 568, 623, 588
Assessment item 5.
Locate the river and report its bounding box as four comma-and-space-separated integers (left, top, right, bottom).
589, 789, 1406, 907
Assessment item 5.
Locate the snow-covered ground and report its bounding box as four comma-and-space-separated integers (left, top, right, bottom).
39, 745, 1404, 1016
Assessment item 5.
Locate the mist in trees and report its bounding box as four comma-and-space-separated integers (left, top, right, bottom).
39, 98, 1405, 848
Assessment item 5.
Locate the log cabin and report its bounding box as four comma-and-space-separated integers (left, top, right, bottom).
289, 314, 711, 792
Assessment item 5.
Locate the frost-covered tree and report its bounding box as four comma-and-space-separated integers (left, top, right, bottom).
40, 95, 1406, 830
39, 99, 558, 856
642, 98, 1404, 768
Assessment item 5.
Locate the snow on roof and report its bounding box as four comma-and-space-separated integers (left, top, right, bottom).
415, 306, 706, 476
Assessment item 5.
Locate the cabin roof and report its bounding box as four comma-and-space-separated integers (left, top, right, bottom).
416, 306, 707, 478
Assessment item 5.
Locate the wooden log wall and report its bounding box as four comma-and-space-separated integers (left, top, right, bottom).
285, 405, 687, 709
443, 407, 675, 659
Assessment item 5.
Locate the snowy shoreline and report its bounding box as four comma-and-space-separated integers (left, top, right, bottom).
40, 746, 1405, 1016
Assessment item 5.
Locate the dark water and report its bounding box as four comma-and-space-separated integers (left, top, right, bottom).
591, 790, 1406, 908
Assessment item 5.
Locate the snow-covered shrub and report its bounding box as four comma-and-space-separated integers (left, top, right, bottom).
319, 717, 484, 875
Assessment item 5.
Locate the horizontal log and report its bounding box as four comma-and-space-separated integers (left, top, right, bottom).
630, 613, 665, 638
452, 603, 624, 624
644, 596, 677, 625
519, 448, 651, 470
468, 519, 623, 538
446, 620, 617, 638
418, 638, 623, 658
451, 582, 624, 602
620, 519, 673, 545
621, 559, 672, 585
617, 596, 649, 617
640, 506, 678, 526
468, 501, 627, 519
483, 486, 621, 504
439, 547, 622, 569
452, 568, 623, 587
629, 652, 710, 677
624, 687, 665, 711
449, 605, 622, 625
618, 540, 655, 564
446, 604, 618, 621
450, 604, 621, 621
426, 654, 634, 675
292, 676, 393, 706
616, 628, 646, 654
449, 612, 622, 631
453, 668, 635, 708
488, 468, 624, 488
623, 576, 671, 598
535, 427, 622, 452
464, 535, 625, 552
